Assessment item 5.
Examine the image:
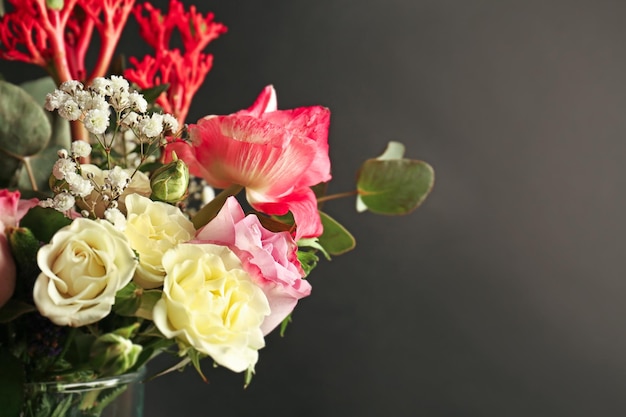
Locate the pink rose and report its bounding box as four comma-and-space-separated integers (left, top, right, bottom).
166, 85, 331, 240
0, 189, 38, 307
195, 196, 311, 335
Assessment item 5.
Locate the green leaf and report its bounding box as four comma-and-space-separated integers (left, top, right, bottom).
0, 348, 25, 417
0, 80, 51, 157
140, 83, 170, 104
279, 314, 292, 337
19, 206, 72, 243
114, 282, 162, 320
188, 348, 208, 383
0, 300, 36, 323
356, 158, 434, 215
191, 184, 243, 229
317, 211, 355, 255
296, 250, 319, 276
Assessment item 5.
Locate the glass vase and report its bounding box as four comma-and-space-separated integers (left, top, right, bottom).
21, 368, 145, 417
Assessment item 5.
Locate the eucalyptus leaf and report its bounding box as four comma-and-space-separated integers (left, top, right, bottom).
0, 80, 51, 157
357, 159, 434, 215
317, 211, 356, 255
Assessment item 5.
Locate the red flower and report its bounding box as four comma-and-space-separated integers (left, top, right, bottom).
0, 0, 135, 84
124, 0, 226, 125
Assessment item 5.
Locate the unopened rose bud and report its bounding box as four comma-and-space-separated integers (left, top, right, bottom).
46, 0, 64, 10
150, 153, 189, 203
90, 325, 142, 376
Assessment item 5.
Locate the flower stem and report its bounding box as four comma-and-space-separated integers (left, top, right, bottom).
191, 184, 243, 229
316, 190, 358, 204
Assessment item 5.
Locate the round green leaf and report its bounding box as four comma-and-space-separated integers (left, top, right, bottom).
357, 159, 434, 215
0, 80, 52, 157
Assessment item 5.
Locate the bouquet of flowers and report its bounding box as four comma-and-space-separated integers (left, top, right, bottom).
0, 1, 434, 416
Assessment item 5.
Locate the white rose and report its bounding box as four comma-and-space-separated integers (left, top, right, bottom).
33, 218, 138, 327
153, 243, 270, 373
124, 194, 195, 289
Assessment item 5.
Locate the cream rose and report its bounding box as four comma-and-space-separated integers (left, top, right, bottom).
153, 243, 270, 372
34, 218, 138, 327
124, 194, 195, 289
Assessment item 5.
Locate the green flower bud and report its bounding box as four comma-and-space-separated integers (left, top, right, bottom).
46, 0, 64, 10
90, 325, 142, 376
150, 153, 189, 203
7, 227, 40, 294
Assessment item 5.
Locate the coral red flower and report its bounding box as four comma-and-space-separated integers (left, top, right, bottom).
0, 0, 135, 84
167, 85, 331, 240
124, 0, 226, 124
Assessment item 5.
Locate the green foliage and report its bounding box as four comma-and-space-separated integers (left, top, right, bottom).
0, 78, 70, 193
279, 315, 292, 337
0, 348, 25, 417
356, 141, 434, 215
19, 206, 72, 243
0, 300, 36, 323
317, 211, 355, 255
114, 282, 162, 320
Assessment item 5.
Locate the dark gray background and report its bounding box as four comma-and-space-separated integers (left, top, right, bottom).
3, 1, 626, 416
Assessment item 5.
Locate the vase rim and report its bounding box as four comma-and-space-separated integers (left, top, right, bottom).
25, 367, 146, 394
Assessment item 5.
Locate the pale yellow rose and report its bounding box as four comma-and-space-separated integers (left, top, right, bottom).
153, 243, 270, 372
34, 218, 138, 327
124, 194, 195, 289
78, 164, 151, 217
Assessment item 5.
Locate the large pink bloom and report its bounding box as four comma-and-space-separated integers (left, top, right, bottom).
0, 189, 38, 307
195, 196, 311, 335
167, 85, 331, 240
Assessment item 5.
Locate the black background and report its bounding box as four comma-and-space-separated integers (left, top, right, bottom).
3, 1, 626, 416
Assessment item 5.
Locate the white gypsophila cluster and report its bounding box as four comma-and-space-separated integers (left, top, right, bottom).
41, 145, 96, 212
104, 207, 127, 231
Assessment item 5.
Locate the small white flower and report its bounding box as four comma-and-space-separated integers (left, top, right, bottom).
106, 166, 131, 190
59, 80, 83, 94
52, 193, 75, 212
90, 77, 112, 96
52, 158, 77, 180
80, 92, 109, 112
110, 75, 130, 93
129, 91, 148, 113
84, 108, 110, 134
71, 141, 92, 158
104, 207, 127, 231
120, 111, 140, 129
110, 90, 131, 112
65, 172, 95, 197
138, 113, 164, 138
162, 114, 179, 133
44, 90, 68, 111
58, 98, 82, 121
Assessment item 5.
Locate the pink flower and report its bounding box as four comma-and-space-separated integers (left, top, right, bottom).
0, 189, 38, 307
167, 85, 331, 240
194, 196, 311, 335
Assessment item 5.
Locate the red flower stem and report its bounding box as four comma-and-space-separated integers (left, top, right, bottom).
72, 18, 96, 81
87, 1, 135, 83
